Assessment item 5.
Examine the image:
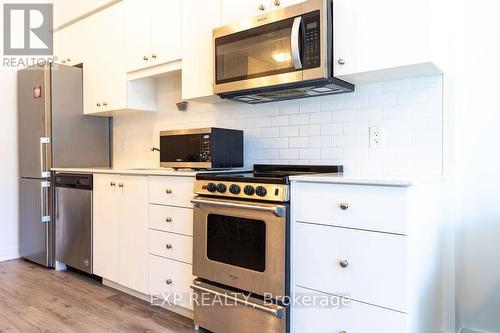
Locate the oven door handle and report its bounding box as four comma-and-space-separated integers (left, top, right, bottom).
191, 198, 285, 217
291, 16, 303, 70
190, 284, 284, 318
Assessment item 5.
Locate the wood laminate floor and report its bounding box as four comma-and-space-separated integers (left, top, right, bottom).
0, 259, 196, 333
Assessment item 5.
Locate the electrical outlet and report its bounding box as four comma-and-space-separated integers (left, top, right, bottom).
369, 126, 384, 148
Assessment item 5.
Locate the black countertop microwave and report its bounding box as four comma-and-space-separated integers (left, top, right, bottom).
159, 128, 244, 169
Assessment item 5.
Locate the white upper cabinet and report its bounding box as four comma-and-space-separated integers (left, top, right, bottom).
125, 0, 182, 73
53, 22, 85, 66
75, 2, 156, 115
221, 0, 269, 25
334, 0, 440, 83
52, 0, 116, 29
270, 0, 305, 10
181, 0, 222, 101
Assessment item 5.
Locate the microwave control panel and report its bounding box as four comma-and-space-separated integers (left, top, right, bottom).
303, 11, 321, 69
200, 134, 211, 162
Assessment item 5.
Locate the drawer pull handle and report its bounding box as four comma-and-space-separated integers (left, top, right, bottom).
165, 244, 173, 250
165, 217, 172, 223
339, 202, 349, 211
339, 260, 349, 268
118, 183, 124, 188
110, 182, 116, 187
165, 188, 172, 194
165, 279, 172, 285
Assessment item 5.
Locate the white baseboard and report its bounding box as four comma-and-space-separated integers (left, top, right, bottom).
0, 247, 20, 262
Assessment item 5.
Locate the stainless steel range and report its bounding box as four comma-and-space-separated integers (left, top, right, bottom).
191, 164, 343, 333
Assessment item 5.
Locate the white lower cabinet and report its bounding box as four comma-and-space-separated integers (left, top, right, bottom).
293, 287, 406, 333
93, 174, 148, 294
291, 180, 443, 333
149, 254, 194, 310
93, 173, 195, 314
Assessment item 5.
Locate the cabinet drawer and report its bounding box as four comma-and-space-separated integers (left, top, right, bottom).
295, 222, 407, 311
149, 255, 194, 310
293, 182, 407, 234
149, 176, 195, 208
149, 229, 193, 264
149, 204, 193, 236
293, 287, 406, 333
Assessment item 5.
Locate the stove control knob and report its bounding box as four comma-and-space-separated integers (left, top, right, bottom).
255, 186, 267, 197
244, 185, 255, 196
216, 183, 227, 193
229, 184, 241, 194
206, 183, 217, 192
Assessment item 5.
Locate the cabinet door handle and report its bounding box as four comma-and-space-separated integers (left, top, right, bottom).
118, 183, 124, 188
143, 55, 149, 61
151, 54, 157, 59
165, 244, 173, 250
102, 102, 108, 107
339, 202, 349, 210
165, 188, 172, 194
274, 0, 280, 6
339, 260, 349, 268
110, 182, 116, 187
165, 217, 172, 223
96, 102, 101, 107
337, 58, 346, 65
165, 279, 172, 285
258, 4, 265, 10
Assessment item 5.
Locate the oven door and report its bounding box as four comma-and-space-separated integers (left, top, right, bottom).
192, 196, 288, 298
213, 0, 327, 95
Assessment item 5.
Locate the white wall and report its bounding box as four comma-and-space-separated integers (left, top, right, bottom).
0, 68, 20, 261
453, 1, 500, 332
113, 74, 443, 178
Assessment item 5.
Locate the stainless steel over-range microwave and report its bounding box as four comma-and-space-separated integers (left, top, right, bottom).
213, 0, 354, 104
159, 128, 244, 169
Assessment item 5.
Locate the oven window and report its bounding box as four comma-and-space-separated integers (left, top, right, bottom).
215, 17, 298, 84
207, 214, 266, 272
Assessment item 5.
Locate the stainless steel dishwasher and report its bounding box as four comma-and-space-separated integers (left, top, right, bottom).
55, 174, 93, 274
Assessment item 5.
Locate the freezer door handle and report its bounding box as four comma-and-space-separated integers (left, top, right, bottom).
40, 181, 50, 222
39, 137, 50, 178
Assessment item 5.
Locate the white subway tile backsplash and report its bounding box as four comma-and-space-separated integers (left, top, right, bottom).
357, 107, 383, 121
280, 149, 299, 160
332, 110, 357, 122
279, 103, 300, 115
299, 124, 321, 136
271, 115, 290, 127
321, 123, 343, 135
270, 137, 289, 149
113, 74, 443, 177
309, 136, 332, 147
279, 126, 299, 137
370, 93, 397, 107
310, 112, 332, 124
299, 148, 321, 160
289, 137, 310, 148
344, 95, 370, 109
290, 113, 310, 125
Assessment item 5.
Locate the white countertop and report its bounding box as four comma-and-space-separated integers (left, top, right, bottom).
289, 173, 445, 187
51, 167, 250, 177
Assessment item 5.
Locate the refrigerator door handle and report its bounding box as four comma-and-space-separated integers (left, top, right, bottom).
40, 181, 51, 223
40, 137, 50, 178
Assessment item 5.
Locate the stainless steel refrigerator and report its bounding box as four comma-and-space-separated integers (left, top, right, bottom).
18, 63, 111, 268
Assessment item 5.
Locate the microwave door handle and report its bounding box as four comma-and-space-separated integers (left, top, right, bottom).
291, 16, 303, 70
